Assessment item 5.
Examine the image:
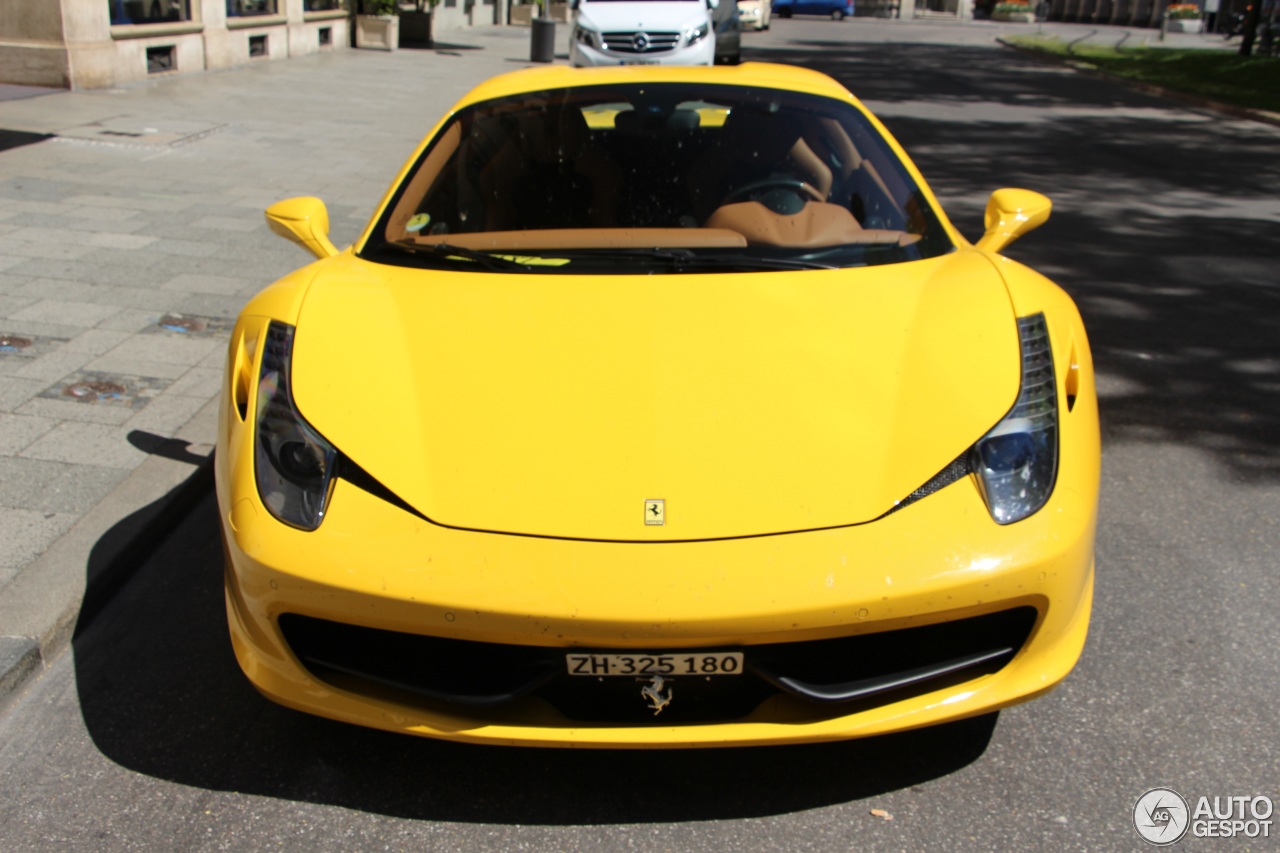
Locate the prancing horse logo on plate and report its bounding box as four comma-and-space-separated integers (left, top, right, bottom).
640, 674, 673, 715
645, 499, 665, 526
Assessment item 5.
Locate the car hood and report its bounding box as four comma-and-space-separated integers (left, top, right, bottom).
576, 2, 709, 32
290, 251, 1018, 541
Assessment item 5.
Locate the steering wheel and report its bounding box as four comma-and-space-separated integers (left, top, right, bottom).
722, 179, 824, 216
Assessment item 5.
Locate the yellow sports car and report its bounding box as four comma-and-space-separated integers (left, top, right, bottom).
216, 63, 1099, 748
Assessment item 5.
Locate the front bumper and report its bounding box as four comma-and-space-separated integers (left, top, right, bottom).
219, 451, 1096, 747
569, 38, 716, 68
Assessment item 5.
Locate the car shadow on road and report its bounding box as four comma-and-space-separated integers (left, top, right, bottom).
72, 489, 996, 825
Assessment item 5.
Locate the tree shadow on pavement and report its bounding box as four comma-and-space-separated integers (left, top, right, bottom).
73, 491, 995, 825
748, 41, 1280, 482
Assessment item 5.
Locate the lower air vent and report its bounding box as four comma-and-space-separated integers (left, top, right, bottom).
279, 606, 1038, 725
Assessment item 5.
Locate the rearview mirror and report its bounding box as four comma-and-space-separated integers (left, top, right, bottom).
265, 196, 339, 260
975, 188, 1051, 254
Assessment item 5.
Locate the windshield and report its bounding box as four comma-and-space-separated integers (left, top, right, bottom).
363, 82, 954, 274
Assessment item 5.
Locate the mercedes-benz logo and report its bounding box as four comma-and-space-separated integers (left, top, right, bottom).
632, 32, 650, 52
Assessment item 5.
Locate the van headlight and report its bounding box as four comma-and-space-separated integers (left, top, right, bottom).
573, 26, 598, 49
685, 22, 710, 45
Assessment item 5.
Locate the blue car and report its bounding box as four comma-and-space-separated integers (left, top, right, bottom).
773, 0, 854, 18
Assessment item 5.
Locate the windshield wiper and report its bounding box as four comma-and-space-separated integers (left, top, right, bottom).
669, 252, 839, 272
564, 248, 839, 272
386, 241, 535, 272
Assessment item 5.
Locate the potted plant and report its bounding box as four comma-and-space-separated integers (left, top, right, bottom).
356, 0, 400, 51
1165, 3, 1203, 33
400, 0, 438, 47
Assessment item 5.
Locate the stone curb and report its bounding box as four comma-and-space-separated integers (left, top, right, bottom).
0, 399, 217, 714
996, 36, 1280, 129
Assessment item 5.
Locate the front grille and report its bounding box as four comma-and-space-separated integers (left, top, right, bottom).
279, 606, 1038, 726
601, 31, 681, 54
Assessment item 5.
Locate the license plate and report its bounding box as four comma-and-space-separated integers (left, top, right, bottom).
566, 652, 743, 677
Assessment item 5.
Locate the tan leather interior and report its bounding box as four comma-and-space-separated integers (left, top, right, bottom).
787, 138, 833, 199
688, 107, 837, 219
705, 201, 921, 248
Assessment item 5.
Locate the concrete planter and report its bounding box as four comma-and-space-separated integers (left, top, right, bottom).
355, 14, 399, 50
510, 4, 571, 24
992, 9, 1036, 21
1165, 17, 1203, 33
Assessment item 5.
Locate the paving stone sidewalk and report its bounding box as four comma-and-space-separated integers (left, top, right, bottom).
0, 25, 536, 705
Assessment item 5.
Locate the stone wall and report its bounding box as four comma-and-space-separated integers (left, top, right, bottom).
0, 0, 351, 90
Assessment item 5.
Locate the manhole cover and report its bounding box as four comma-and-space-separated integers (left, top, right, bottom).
44, 371, 169, 409
0, 334, 33, 352
64, 380, 128, 401
159, 314, 208, 333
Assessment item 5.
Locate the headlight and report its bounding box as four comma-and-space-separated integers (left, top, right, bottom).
254, 321, 338, 530
970, 313, 1058, 524
573, 26, 597, 48
686, 22, 710, 45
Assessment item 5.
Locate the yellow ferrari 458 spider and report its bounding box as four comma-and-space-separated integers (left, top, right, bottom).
216, 62, 1099, 748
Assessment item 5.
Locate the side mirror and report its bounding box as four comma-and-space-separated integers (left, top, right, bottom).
265, 196, 339, 260
707, 0, 719, 8
975, 188, 1051, 254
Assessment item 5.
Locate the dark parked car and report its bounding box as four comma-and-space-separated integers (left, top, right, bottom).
773, 0, 854, 19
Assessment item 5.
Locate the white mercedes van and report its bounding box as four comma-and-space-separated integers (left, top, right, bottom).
570, 0, 719, 67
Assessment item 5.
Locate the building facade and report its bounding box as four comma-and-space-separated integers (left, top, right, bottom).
1, 0, 355, 90
0, 0, 513, 90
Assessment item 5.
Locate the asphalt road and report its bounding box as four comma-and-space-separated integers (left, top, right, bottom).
2, 18, 1279, 852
